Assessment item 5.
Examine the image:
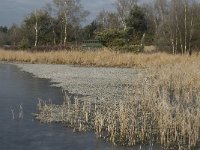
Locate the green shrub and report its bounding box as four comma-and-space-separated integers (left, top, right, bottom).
114, 45, 144, 53
108, 38, 126, 47
96, 29, 127, 47
18, 38, 30, 50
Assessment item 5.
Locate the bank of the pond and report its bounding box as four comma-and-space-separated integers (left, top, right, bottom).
14, 61, 200, 149
0, 63, 144, 150
16, 63, 138, 102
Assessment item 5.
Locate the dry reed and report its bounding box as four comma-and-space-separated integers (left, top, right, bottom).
0, 48, 199, 68
35, 59, 200, 149
3, 48, 199, 149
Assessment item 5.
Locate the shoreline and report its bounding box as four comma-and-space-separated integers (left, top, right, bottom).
2, 60, 199, 149
14, 63, 138, 102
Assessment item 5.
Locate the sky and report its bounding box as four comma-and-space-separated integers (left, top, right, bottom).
0, 0, 148, 27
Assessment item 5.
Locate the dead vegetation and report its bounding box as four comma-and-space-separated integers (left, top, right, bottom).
1, 48, 199, 149
0, 48, 199, 68
35, 58, 200, 149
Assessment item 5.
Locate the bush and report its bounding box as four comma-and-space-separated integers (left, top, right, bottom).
96, 29, 127, 47
18, 38, 30, 50
108, 38, 126, 47
114, 45, 144, 53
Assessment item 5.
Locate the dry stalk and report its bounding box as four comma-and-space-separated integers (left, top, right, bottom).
34, 55, 200, 149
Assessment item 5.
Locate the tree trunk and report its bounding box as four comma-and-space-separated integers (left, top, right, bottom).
63, 13, 67, 46
34, 9, 38, 47
171, 38, 175, 54
121, 20, 127, 31
53, 28, 56, 45
184, 0, 188, 54
189, 5, 194, 56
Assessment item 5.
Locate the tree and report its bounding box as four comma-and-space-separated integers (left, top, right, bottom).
96, 29, 127, 47
126, 6, 148, 36
52, 0, 89, 45
95, 3, 150, 47
155, 0, 197, 54
0, 26, 10, 46
0, 26, 8, 33
22, 9, 55, 46
34, 9, 38, 47
142, 4, 157, 45
82, 21, 101, 40
96, 10, 120, 30
114, 0, 138, 30
9, 24, 22, 46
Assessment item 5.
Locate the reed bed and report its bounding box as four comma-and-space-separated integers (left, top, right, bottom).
0, 48, 199, 68
35, 59, 200, 149
3, 48, 199, 149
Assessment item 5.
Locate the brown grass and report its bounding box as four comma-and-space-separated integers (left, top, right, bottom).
0, 48, 199, 68
33, 50, 200, 149
2, 48, 199, 149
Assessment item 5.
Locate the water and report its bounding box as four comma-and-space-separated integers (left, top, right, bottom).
0, 64, 161, 150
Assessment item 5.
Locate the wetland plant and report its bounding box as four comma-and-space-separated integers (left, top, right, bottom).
19, 104, 23, 119
35, 60, 200, 150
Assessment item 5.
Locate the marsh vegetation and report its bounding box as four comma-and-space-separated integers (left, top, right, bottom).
1, 0, 200, 149
0, 48, 199, 68
32, 52, 200, 150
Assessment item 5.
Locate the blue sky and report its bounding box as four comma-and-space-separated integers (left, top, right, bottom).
0, 0, 148, 27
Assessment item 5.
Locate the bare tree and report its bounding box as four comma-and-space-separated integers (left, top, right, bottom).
114, 0, 138, 30
96, 10, 120, 30
53, 0, 89, 46
155, 0, 197, 54
188, 0, 197, 55
34, 9, 38, 47
9, 24, 21, 46
63, 1, 69, 46
53, 0, 71, 46
154, 0, 168, 21
45, 3, 57, 45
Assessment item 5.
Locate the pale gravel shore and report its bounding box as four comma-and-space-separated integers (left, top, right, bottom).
15, 64, 139, 101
